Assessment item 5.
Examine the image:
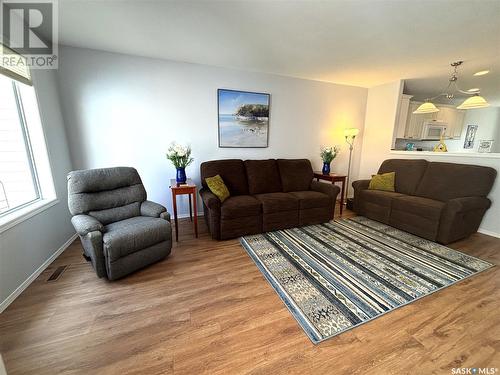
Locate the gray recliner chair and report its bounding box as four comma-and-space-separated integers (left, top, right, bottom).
67, 167, 172, 280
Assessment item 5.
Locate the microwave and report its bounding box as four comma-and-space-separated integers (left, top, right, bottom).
421, 121, 447, 140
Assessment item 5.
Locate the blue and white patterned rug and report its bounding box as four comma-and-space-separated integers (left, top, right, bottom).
240, 217, 493, 344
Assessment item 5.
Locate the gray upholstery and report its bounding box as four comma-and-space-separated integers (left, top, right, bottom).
67, 167, 172, 280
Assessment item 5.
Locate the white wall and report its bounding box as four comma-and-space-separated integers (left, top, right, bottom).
360, 80, 500, 237
453, 107, 500, 153
55, 46, 368, 215
0, 69, 75, 310
358, 81, 403, 178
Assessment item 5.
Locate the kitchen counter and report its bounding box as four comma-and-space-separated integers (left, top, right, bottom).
390, 150, 500, 159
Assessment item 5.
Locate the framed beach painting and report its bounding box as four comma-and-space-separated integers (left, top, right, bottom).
218, 89, 270, 148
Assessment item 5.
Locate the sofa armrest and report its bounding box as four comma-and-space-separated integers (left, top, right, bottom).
310, 180, 340, 200
444, 196, 492, 213
140, 200, 167, 218
352, 179, 370, 192
352, 179, 371, 214
199, 189, 221, 211
71, 214, 103, 236
438, 196, 492, 244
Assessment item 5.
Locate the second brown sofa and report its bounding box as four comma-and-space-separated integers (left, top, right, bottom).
352, 159, 496, 244
199, 159, 340, 240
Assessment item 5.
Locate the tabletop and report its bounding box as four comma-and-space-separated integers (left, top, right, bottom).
170, 178, 196, 189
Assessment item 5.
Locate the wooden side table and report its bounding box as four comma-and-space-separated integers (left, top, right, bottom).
313, 172, 347, 215
169, 178, 198, 242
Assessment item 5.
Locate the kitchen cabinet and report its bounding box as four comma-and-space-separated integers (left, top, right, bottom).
436, 106, 465, 139
404, 102, 437, 139
400, 100, 465, 140
394, 94, 413, 139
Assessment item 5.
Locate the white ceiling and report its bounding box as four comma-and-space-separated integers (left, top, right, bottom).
53, 0, 500, 99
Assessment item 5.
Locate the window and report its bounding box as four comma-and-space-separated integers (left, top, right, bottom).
0, 58, 56, 222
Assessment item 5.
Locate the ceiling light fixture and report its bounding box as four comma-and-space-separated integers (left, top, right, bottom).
467, 88, 480, 92
413, 61, 490, 113
473, 70, 490, 76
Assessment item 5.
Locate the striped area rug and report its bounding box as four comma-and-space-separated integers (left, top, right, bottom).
240, 217, 493, 344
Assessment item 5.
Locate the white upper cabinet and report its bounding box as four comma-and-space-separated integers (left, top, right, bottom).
398, 99, 465, 140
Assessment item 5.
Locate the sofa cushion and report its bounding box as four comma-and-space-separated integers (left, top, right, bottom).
359, 190, 404, 207
289, 190, 331, 209
391, 195, 445, 221
277, 159, 313, 192
415, 162, 497, 201
89, 202, 140, 225
254, 192, 299, 213
378, 159, 428, 195
390, 196, 445, 241
103, 216, 170, 261
221, 195, 261, 219
201, 159, 249, 195
244, 159, 282, 195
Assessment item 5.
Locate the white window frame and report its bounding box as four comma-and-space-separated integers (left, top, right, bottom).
0, 74, 58, 233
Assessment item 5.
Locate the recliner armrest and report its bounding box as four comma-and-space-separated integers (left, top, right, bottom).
444, 196, 491, 213
71, 214, 103, 236
199, 189, 221, 212
141, 200, 167, 218
352, 179, 370, 191
310, 180, 340, 200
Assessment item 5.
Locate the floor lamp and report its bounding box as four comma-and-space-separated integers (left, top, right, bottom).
344, 128, 359, 206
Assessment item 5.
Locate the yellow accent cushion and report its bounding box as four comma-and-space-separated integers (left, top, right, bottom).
205, 174, 230, 202
368, 172, 396, 192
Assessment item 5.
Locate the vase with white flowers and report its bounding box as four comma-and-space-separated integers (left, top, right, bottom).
166, 143, 194, 184
320, 146, 340, 175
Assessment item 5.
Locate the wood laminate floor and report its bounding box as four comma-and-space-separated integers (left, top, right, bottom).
1, 207, 499, 374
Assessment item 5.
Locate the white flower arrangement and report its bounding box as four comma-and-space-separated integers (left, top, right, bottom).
166, 142, 194, 168
320, 145, 340, 163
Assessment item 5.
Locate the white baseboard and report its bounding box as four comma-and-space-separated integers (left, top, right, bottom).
478, 227, 500, 239
0, 233, 78, 313
176, 211, 204, 220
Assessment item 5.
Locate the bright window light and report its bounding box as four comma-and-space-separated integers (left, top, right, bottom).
0, 74, 55, 217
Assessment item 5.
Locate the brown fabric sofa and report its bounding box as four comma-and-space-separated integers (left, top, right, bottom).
352, 159, 496, 244
199, 159, 340, 240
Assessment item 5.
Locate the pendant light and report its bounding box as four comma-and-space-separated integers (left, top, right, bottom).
456, 93, 490, 109
413, 61, 490, 114
413, 101, 439, 114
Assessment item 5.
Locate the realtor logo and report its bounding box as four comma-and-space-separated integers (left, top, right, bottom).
0, 0, 58, 68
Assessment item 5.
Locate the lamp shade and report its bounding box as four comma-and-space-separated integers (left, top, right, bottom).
344, 128, 359, 137
413, 102, 439, 114
457, 94, 490, 109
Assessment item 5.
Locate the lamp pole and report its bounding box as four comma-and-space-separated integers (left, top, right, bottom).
345, 134, 356, 206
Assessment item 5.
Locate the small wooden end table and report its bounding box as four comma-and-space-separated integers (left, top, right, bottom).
169, 178, 198, 242
313, 172, 347, 215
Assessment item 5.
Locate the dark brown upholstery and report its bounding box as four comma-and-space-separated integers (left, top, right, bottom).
221, 196, 261, 218
378, 159, 428, 195
353, 159, 496, 244
245, 159, 282, 195
255, 193, 299, 213
200, 158, 340, 240
200, 159, 249, 195
290, 191, 331, 210
415, 162, 497, 201
277, 159, 314, 192
357, 190, 404, 223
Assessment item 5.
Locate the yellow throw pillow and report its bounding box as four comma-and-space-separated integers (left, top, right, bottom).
205, 174, 230, 202
368, 172, 396, 192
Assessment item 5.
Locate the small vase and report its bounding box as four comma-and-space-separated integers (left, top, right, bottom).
322, 162, 331, 175
176, 167, 187, 184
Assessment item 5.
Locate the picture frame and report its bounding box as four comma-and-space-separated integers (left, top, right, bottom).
463, 124, 478, 149
477, 140, 494, 153
217, 89, 270, 148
